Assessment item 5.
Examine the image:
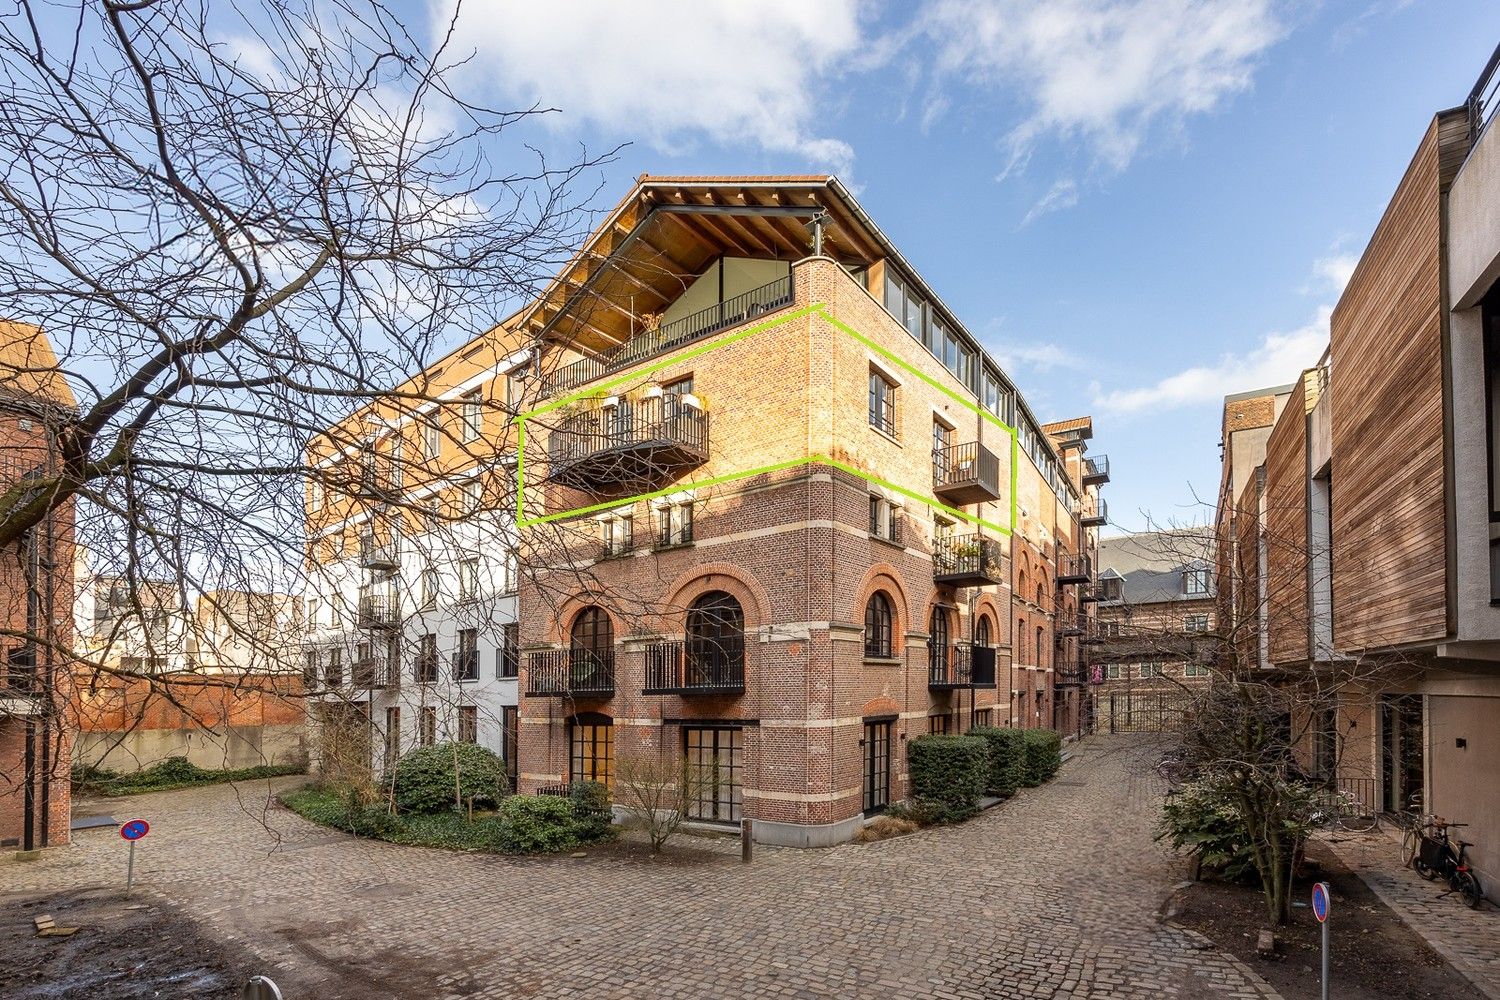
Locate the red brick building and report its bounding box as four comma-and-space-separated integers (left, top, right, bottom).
1, 321, 75, 851
508, 178, 1107, 846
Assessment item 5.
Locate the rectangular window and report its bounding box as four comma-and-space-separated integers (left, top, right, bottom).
458, 557, 479, 601
927, 714, 950, 735
423, 415, 441, 458
1184, 663, 1211, 678
421, 566, 439, 609
657, 503, 693, 546
685, 726, 743, 823
571, 720, 614, 788
868, 496, 901, 543
972, 709, 992, 729
455, 628, 479, 681
419, 706, 437, 747
325, 647, 344, 688
1140, 662, 1164, 679
1105, 663, 1124, 680
498, 623, 519, 678
868, 369, 897, 436
302, 650, 319, 689
603, 516, 633, 556
309, 476, 323, 511
1184, 613, 1209, 633
501, 705, 518, 790
415, 633, 438, 684
1183, 569, 1211, 596
458, 705, 478, 744
462, 391, 483, 443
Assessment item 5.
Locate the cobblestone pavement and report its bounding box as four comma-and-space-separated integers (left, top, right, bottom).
0, 735, 1282, 999
1322, 829, 1500, 998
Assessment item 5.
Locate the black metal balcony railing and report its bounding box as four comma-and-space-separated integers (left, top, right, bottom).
1082, 454, 1110, 485
928, 643, 998, 690
547, 395, 709, 490
1079, 496, 1108, 527
352, 658, 396, 689
357, 594, 400, 630
643, 640, 746, 695
1055, 658, 1088, 686
932, 534, 1006, 588
932, 441, 1003, 505
1057, 554, 1092, 585
541, 276, 796, 397
525, 649, 615, 698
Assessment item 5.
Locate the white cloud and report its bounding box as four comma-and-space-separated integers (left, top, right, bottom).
1312, 252, 1358, 292
921, 0, 1285, 177
991, 340, 1087, 373
1021, 178, 1079, 226
434, 1, 864, 173
1093, 305, 1328, 414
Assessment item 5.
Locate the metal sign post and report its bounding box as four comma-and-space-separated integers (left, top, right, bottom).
1312, 881, 1331, 1000
120, 818, 149, 893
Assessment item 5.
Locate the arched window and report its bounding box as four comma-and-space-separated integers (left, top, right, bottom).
864, 592, 894, 658
1018, 570, 1028, 599
686, 590, 744, 684
930, 607, 951, 675
1017, 618, 1027, 661
569, 606, 614, 689
1036, 626, 1045, 668
1036, 583, 1046, 609
975, 615, 992, 647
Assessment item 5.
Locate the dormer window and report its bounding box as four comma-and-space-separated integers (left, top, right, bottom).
1183, 568, 1211, 596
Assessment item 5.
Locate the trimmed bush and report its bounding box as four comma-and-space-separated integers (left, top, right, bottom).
569, 781, 614, 841
968, 726, 1027, 797
907, 734, 989, 823
392, 742, 507, 814
1021, 729, 1063, 787
493, 795, 582, 854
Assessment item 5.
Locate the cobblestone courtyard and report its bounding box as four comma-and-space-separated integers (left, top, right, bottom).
0, 736, 1281, 999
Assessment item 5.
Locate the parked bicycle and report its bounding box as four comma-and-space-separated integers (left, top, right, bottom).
1309, 787, 1380, 833
1413, 819, 1485, 909
1153, 748, 1197, 788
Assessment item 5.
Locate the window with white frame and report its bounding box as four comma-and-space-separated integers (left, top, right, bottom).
1184, 662, 1211, 678
868, 495, 901, 543
602, 514, 634, 557
868, 368, 897, 436
1183, 568, 1211, 596
421, 566, 439, 609
423, 414, 442, 458
462, 391, 483, 442
657, 502, 693, 546
1105, 663, 1124, 680
499, 548, 519, 594
458, 557, 479, 601
1139, 662, 1165, 679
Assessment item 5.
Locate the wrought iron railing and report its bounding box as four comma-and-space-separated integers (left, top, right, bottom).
525, 649, 615, 697
932, 534, 1006, 582
356, 594, 400, 629
1057, 553, 1092, 583
928, 643, 997, 689
541, 275, 795, 396
547, 395, 709, 469
1082, 454, 1110, 482
352, 657, 396, 689
643, 640, 745, 694
1079, 496, 1108, 525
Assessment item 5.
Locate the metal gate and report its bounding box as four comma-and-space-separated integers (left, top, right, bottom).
1105, 691, 1188, 733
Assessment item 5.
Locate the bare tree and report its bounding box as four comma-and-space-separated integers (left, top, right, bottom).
614, 750, 714, 855
0, 0, 607, 802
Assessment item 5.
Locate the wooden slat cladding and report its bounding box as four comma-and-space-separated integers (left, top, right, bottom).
1234, 484, 1262, 669
1329, 112, 1467, 651
1264, 378, 1309, 665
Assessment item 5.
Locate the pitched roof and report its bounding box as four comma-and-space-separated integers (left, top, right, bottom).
1097, 528, 1214, 606
0, 320, 76, 410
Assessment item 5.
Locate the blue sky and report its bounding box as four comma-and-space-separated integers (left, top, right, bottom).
419, 0, 1499, 534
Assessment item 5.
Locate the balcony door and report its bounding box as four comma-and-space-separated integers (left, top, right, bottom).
685, 726, 743, 823
570, 712, 614, 788
862, 719, 893, 813
686, 591, 744, 686
569, 607, 613, 688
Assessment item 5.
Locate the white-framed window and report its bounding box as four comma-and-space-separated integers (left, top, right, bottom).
423, 415, 442, 458
1184, 663, 1211, 678
306, 596, 319, 628
1139, 662, 1165, 679
1184, 568, 1211, 596
458, 557, 479, 601
499, 549, 519, 594
868, 495, 901, 543
462, 391, 483, 443
602, 515, 633, 557
1105, 663, 1124, 680
421, 566, 439, 609
868, 367, 897, 436
309, 475, 323, 511
657, 502, 693, 546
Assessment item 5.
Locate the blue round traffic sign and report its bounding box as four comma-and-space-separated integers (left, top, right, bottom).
120, 819, 149, 842
1311, 881, 1330, 922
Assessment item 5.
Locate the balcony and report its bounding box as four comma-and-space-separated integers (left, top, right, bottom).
932, 534, 1006, 588
1057, 554, 1092, 585
1054, 657, 1088, 686
1079, 496, 1108, 528
1082, 454, 1110, 485
541, 276, 795, 397
356, 594, 400, 630
547, 395, 709, 491
351, 658, 396, 690
932, 441, 1002, 506
359, 538, 400, 572
643, 640, 745, 695
525, 649, 615, 698
928, 643, 998, 690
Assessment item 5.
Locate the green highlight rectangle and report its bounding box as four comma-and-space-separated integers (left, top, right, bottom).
513, 303, 1016, 536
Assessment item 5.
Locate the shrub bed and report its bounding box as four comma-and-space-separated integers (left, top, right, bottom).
968, 727, 1027, 797
74, 757, 304, 796
391, 742, 507, 814
907, 734, 989, 823
1021, 729, 1062, 787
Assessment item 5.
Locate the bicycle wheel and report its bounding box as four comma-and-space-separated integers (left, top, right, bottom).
1414, 856, 1441, 881
1456, 871, 1484, 910
1339, 811, 1379, 834
1401, 828, 1420, 867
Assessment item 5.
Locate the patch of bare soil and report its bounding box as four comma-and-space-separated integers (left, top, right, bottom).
1, 887, 248, 999
1170, 842, 1484, 1000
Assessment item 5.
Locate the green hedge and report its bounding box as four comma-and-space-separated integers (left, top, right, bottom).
907, 734, 989, 822
968, 727, 1028, 797
391, 742, 508, 814
74, 757, 304, 796
1021, 729, 1063, 787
